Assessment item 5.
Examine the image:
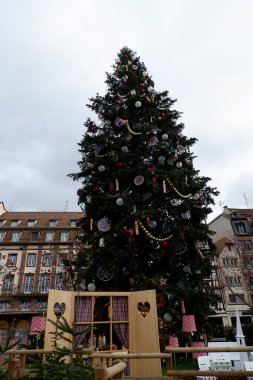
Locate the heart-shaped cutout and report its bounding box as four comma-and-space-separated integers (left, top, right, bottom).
137, 301, 150, 318
53, 302, 66, 319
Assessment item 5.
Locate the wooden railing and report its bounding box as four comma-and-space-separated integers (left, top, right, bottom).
2, 345, 253, 379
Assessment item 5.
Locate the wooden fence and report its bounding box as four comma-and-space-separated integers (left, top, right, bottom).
2, 345, 253, 379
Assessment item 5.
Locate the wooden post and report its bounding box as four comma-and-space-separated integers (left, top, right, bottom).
165, 353, 173, 380
8, 358, 20, 380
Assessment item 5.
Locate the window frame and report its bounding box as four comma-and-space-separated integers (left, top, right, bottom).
40, 274, 50, 293
45, 231, 55, 242
7, 253, 18, 266
24, 275, 34, 293
30, 231, 39, 242
60, 231, 69, 242
11, 231, 21, 242
27, 253, 36, 267
0, 231, 5, 242
42, 253, 52, 267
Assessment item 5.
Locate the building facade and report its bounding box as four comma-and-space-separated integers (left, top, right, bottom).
0, 202, 83, 345
209, 207, 253, 329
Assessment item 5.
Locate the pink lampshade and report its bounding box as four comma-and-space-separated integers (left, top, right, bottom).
169, 336, 179, 347
182, 315, 196, 332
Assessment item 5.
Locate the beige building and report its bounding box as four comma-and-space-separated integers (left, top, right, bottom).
209, 207, 253, 329
0, 202, 83, 344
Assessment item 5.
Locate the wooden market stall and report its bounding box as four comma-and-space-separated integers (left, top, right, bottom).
44, 289, 161, 377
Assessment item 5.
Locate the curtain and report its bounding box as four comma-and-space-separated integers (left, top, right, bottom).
73, 296, 92, 349
112, 296, 129, 349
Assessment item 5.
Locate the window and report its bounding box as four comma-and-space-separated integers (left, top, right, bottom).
58, 254, 64, 267
229, 294, 245, 304
30, 231, 39, 241
40, 274, 50, 293
236, 222, 246, 234
0, 301, 11, 311
49, 220, 58, 227
56, 273, 66, 290
28, 220, 36, 227
24, 275, 34, 293
0, 231, 5, 242
20, 300, 31, 310
60, 231, 69, 242
226, 276, 241, 286
0, 220, 6, 226
11, 231, 21, 242
70, 220, 78, 227
7, 253, 17, 266
2, 276, 14, 293
42, 253, 51, 267
27, 253, 36, 267
37, 299, 48, 310
11, 220, 19, 227
223, 258, 238, 266
45, 231, 55, 242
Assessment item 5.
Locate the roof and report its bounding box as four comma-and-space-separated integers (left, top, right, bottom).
0, 211, 84, 228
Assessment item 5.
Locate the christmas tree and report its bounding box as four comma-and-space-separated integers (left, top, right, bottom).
68, 47, 219, 340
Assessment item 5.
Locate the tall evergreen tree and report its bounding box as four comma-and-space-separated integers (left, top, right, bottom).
68, 47, 219, 340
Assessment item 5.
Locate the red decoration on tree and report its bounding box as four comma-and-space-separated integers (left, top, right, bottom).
90, 127, 97, 134
160, 241, 169, 248
139, 87, 145, 94
198, 200, 205, 206
93, 185, 100, 192
160, 112, 166, 118
116, 162, 124, 167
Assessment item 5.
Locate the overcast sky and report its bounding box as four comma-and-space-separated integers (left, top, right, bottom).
1, 0, 253, 221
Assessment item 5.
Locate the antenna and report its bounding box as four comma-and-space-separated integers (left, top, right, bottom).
243, 193, 249, 208
64, 200, 69, 212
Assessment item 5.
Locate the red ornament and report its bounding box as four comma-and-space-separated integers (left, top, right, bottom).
139, 87, 145, 93
160, 112, 166, 118
116, 162, 124, 167
90, 127, 97, 134
123, 54, 128, 60
198, 199, 205, 206
160, 241, 169, 248
93, 185, 100, 193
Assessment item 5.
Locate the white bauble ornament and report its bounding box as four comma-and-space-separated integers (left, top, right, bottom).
181, 211, 191, 220
98, 165, 106, 172
134, 175, 145, 186
177, 145, 185, 154
130, 90, 136, 96
97, 217, 111, 232
143, 71, 148, 76
132, 64, 138, 70
87, 283, 96, 291
170, 199, 182, 206
99, 238, 105, 247
86, 196, 92, 203
164, 313, 172, 322
183, 266, 191, 273
148, 85, 154, 92
149, 136, 158, 146
176, 161, 183, 169
162, 133, 169, 140
192, 193, 200, 200
116, 198, 124, 206
121, 146, 128, 153
158, 156, 165, 164
135, 101, 141, 108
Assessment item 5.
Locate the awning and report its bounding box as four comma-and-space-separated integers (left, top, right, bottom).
29, 316, 46, 335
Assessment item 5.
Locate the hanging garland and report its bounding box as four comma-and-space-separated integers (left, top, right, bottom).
126, 122, 142, 136
136, 220, 173, 242
165, 177, 192, 199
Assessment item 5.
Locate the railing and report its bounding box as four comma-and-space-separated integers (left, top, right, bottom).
2, 346, 253, 379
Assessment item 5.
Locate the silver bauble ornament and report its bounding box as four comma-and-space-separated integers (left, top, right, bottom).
158, 156, 166, 164
176, 161, 183, 169
148, 85, 154, 92
87, 282, 96, 291
116, 198, 124, 206
149, 220, 157, 229
181, 211, 191, 220
98, 165, 106, 172
135, 101, 142, 108
162, 133, 169, 140
97, 217, 111, 232
121, 146, 128, 153
134, 175, 145, 186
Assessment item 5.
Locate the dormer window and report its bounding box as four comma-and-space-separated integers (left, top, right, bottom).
70, 220, 78, 227
0, 220, 6, 226
231, 219, 250, 235
28, 220, 36, 227
11, 220, 20, 227
49, 220, 58, 227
